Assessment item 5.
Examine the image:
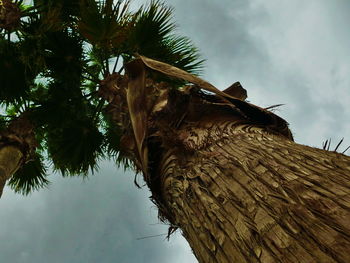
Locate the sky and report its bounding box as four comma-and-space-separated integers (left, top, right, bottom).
1, 1, 350, 262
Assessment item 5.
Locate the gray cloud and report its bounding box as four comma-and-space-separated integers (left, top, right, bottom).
168, 0, 350, 147
0, 163, 195, 263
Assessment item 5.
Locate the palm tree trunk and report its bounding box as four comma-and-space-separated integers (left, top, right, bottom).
101, 57, 350, 262
0, 145, 24, 197
159, 122, 350, 263
0, 113, 36, 197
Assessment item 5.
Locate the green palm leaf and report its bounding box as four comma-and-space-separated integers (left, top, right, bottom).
0, 39, 33, 103
101, 111, 132, 168
0, 0, 205, 194
78, 0, 132, 48
33, 0, 81, 23
46, 118, 104, 175
44, 30, 83, 85
8, 151, 49, 195
124, 0, 204, 74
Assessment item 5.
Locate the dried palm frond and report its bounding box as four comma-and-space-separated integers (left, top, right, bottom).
8, 151, 49, 195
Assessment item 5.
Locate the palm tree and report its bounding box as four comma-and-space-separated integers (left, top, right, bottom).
0, 0, 46, 196
0, 0, 203, 197
128, 57, 350, 262
2, 1, 350, 262
0, 0, 104, 195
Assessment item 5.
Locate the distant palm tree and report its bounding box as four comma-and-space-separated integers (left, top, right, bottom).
0, 0, 104, 195
1, 1, 350, 262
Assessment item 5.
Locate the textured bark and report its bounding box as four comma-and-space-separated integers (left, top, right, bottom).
0, 0, 21, 31
101, 57, 350, 262
159, 121, 350, 263
0, 113, 36, 197
0, 146, 24, 197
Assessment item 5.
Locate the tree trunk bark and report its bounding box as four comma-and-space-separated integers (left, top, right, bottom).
101, 57, 350, 262
0, 113, 36, 197
0, 145, 24, 197
159, 121, 350, 263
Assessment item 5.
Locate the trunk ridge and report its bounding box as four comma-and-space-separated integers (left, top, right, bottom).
159, 122, 350, 263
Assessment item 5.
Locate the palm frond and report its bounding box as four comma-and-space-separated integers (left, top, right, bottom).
43, 30, 83, 84
47, 118, 104, 175
8, 151, 49, 195
87, 45, 109, 75
0, 0, 206, 191
102, 111, 123, 153
33, 0, 81, 23
78, 0, 132, 48
100, 109, 132, 169
0, 39, 33, 103
160, 34, 204, 74
18, 35, 47, 76
123, 0, 204, 74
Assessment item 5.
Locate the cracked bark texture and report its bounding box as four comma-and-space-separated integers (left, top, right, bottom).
103, 57, 350, 262
160, 121, 350, 263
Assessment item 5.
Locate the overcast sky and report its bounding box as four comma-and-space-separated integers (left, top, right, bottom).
1, 1, 350, 262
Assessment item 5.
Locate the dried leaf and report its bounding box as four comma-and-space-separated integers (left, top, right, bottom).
125, 59, 148, 176
137, 55, 293, 140
139, 55, 234, 103
223, 82, 247, 100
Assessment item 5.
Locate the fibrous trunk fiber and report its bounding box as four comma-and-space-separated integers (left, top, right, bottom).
160, 122, 350, 263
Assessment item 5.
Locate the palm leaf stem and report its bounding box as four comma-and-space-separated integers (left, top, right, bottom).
104, 0, 113, 15
105, 57, 109, 74
343, 146, 350, 154
112, 55, 120, 73
20, 10, 40, 17
101, 60, 107, 74
93, 98, 104, 122
334, 138, 344, 152
82, 91, 98, 99
82, 75, 98, 83
83, 67, 101, 82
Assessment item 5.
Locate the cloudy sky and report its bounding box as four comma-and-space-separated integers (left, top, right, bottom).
1, 1, 350, 262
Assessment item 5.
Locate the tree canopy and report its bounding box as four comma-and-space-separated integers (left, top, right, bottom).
0, 0, 204, 195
